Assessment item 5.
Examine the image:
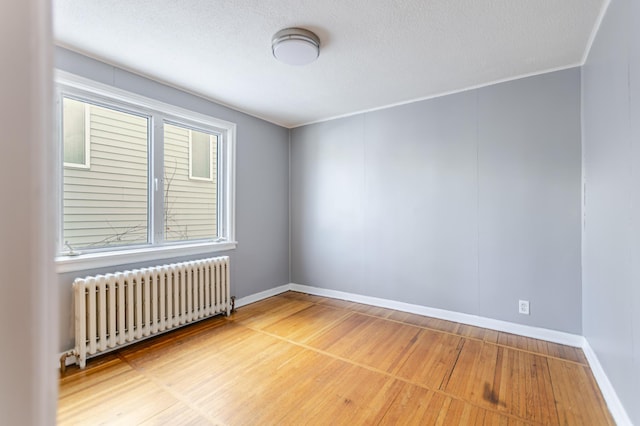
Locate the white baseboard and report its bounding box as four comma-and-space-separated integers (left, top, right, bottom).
289, 283, 583, 347
234, 284, 291, 309
582, 340, 633, 426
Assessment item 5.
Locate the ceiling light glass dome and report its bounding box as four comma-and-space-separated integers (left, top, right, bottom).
272, 28, 320, 66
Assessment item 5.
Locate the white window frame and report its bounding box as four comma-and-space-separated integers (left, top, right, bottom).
188, 129, 215, 182
62, 99, 91, 169
55, 71, 237, 273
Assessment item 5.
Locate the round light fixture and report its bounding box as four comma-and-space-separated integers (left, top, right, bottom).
272, 27, 320, 66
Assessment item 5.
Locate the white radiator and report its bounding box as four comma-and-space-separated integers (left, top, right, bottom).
72, 256, 230, 368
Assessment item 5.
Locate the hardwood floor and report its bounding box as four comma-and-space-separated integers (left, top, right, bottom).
58, 291, 613, 425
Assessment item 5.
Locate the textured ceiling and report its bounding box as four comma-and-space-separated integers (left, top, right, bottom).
54, 0, 606, 128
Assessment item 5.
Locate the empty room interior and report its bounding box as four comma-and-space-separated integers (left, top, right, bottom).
2, 0, 640, 424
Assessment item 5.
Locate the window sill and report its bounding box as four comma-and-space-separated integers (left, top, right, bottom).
55, 241, 237, 274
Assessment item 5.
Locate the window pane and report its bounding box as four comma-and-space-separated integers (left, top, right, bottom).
63, 97, 86, 165
191, 131, 211, 179
63, 100, 148, 249
164, 123, 217, 242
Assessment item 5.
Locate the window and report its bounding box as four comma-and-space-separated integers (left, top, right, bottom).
56, 72, 236, 272
189, 129, 216, 181
62, 97, 90, 168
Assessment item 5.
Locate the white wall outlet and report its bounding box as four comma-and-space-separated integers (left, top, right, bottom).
519, 300, 530, 315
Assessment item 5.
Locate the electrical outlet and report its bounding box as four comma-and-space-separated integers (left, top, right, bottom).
519, 300, 530, 315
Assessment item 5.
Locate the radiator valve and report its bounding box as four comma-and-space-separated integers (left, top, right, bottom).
59, 350, 77, 375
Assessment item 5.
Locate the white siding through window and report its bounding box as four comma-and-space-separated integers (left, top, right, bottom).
164, 123, 217, 241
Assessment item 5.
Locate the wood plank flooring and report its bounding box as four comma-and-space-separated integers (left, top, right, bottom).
58, 291, 613, 425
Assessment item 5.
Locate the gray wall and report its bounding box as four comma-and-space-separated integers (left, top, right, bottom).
291, 68, 582, 334
55, 47, 290, 351
582, 0, 640, 423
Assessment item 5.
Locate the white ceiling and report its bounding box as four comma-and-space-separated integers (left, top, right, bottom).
54, 0, 606, 128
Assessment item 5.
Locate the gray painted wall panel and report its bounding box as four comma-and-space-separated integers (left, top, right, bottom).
477, 72, 582, 331
290, 116, 366, 294
630, 1, 640, 418
631, 0, 640, 418
361, 94, 478, 312
582, 0, 639, 422
291, 68, 582, 334
55, 47, 290, 351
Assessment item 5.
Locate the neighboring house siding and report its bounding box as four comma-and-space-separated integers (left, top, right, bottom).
63, 104, 148, 249
164, 124, 217, 241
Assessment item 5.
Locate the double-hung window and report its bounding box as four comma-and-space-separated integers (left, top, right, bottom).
55, 72, 236, 272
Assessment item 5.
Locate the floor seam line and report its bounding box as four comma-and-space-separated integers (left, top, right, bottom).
116, 352, 220, 425
241, 322, 546, 426
286, 296, 588, 366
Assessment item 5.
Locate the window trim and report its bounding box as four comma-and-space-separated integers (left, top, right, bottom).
62, 99, 91, 169
55, 241, 237, 274
54, 70, 237, 273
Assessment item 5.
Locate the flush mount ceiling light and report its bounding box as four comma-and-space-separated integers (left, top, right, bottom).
272, 27, 320, 66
